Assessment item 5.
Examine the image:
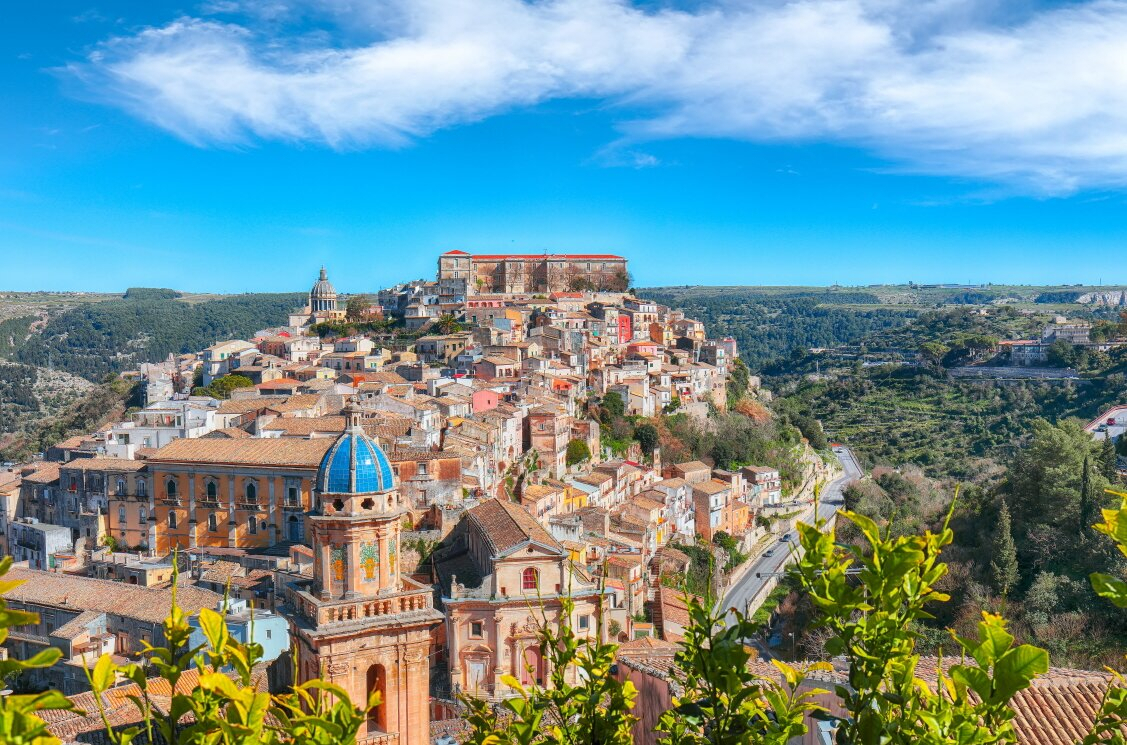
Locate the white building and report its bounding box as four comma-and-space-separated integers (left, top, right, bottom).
105, 398, 222, 458
201, 340, 257, 385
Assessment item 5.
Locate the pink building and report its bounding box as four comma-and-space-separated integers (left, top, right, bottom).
471, 388, 501, 414
433, 498, 608, 700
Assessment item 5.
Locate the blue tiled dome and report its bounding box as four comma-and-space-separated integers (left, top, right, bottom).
317, 429, 395, 494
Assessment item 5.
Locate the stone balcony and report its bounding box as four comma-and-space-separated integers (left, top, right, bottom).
291, 577, 436, 627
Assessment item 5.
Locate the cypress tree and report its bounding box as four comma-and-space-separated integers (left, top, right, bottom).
990, 499, 1019, 597
1103, 435, 1120, 482
1080, 455, 1097, 540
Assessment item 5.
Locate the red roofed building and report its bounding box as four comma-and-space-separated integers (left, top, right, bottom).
438, 251, 628, 296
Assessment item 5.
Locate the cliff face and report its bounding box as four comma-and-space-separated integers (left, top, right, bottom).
1078, 290, 1127, 305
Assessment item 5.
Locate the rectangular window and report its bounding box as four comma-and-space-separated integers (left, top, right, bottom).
470, 621, 483, 638
578, 615, 590, 631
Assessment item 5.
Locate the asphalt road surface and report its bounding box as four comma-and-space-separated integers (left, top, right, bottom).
720, 446, 863, 626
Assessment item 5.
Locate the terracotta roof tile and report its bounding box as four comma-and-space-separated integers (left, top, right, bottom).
467, 498, 562, 555
59, 458, 147, 472
4, 568, 220, 624
21, 462, 61, 484
147, 438, 332, 467
262, 416, 347, 436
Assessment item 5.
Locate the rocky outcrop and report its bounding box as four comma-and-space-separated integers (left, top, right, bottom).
1078, 290, 1127, 306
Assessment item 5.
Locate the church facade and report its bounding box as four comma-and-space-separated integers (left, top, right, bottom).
285, 407, 442, 745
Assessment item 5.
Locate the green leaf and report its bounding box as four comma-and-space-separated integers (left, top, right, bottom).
197, 607, 229, 651
950, 665, 993, 701
89, 654, 116, 693
1090, 573, 1127, 608
22, 647, 63, 669
993, 645, 1049, 702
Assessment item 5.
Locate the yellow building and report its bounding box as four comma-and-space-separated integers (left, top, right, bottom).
145, 438, 331, 554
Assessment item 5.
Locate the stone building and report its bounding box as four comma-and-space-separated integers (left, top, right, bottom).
525, 406, 571, 479
437, 251, 628, 296
3, 568, 219, 694
6, 519, 73, 571
285, 410, 442, 745
433, 498, 609, 701
147, 438, 331, 553
288, 266, 346, 327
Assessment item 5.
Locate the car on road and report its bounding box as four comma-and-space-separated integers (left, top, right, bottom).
764, 547, 777, 557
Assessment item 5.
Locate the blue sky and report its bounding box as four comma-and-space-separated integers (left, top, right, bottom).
5, 0, 1127, 293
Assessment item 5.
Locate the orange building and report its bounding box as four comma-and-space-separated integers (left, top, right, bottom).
146, 438, 332, 554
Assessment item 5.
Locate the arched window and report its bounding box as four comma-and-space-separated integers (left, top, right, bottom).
168, 512, 177, 529
367, 665, 387, 730
248, 515, 257, 535
206, 481, 218, 500
137, 479, 147, 497
116, 479, 126, 496
208, 513, 218, 532
522, 567, 539, 592
166, 479, 177, 498
118, 505, 126, 525
245, 481, 257, 502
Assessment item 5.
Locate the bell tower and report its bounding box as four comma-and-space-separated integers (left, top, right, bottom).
288, 406, 442, 745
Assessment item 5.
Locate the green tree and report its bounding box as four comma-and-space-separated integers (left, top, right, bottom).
918, 341, 949, 367
1007, 419, 1105, 571
600, 391, 625, 423
196, 373, 254, 400
990, 499, 1019, 597
658, 591, 817, 745
727, 358, 751, 405
1079, 455, 1098, 541
345, 294, 373, 321
795, 506, 1048, 745
565, 438, 591, 466
1101, 436, 1118, 482
634, 423, 659, 457
1046, 339, 1076, 367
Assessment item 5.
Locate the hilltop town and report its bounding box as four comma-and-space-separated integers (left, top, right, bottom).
0, 251, 837, 744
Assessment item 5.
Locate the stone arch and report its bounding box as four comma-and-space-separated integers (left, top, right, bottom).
366, 663, 387, 731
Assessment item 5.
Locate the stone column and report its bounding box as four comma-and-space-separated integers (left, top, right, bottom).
228, 477, 238, 548
267, 476, 278, 545
187, 473, 198, 548
319, 541, 333, 600
345, 539, 361, 598
493, 612, 505, 693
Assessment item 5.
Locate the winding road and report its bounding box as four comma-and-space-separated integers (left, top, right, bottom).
721, 446, 863, 624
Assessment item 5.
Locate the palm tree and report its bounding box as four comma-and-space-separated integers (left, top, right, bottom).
433, 313, 463, 334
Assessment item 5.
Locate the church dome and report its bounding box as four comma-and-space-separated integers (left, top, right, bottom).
311, 266, 337, 299
317, 421, 395, 494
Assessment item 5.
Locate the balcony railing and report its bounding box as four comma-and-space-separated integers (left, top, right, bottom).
358, 729, 397, 745
293, 581, 435, 627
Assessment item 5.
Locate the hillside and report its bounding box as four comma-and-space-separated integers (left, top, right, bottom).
0, 288, 304, 450
10, 289, 304, 381
637, 287, 918, 369
640, 283, 1127, 372
770, 306, 1127, 479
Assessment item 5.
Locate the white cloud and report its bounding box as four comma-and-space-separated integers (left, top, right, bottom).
68, 0, 1127, 193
